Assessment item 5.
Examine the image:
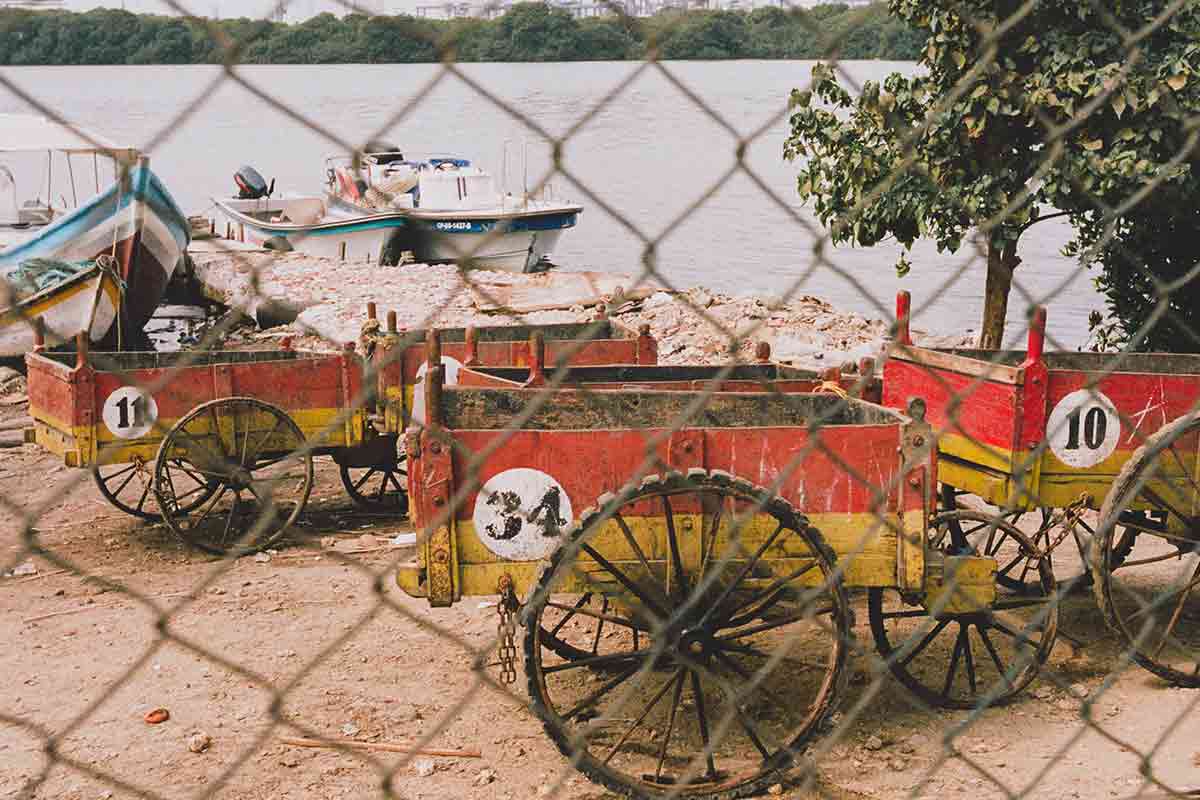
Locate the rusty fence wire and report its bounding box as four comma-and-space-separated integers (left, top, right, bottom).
2, 1, 1200, 799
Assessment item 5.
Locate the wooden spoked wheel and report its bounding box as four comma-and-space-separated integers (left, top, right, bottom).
523, 470, 849, 799
339, 446, 409, 515
94, 458, 216, 520
869, 510, 1058, 709
1094, 412, 1200, 687
152, 398, 314, 556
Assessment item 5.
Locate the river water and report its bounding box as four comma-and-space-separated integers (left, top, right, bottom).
0, 61, 1101, 348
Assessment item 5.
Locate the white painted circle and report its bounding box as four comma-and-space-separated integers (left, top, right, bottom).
411, 356, 463, 426
101, 386, 159, 440
1047, 389, 1120, 468
473, 468, 573, 561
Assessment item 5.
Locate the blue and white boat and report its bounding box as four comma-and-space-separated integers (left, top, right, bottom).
211, 147, 582, 273
0, 115, 190, 355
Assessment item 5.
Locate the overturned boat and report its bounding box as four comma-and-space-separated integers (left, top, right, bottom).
211, 146, 581, 273
0, 114, 190, 354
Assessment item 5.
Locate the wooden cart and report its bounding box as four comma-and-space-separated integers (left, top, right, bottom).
396, 337, 1059, 798
340, 308, 659, 513
883, 290, 1200, 687
26, 337, 369, 554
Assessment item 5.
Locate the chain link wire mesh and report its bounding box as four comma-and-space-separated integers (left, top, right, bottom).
2, 0, 1199, 798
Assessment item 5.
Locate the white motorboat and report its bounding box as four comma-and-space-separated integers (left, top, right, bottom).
211, 146, 582, 273
0, 114, 190, 355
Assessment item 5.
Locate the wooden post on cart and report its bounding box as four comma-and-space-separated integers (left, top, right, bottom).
894, 290, 912, 347
524, 331, 546, 388
463, 326, 479, 367
417, 328, 458, 607
1012, 305, 1049, 509
637, 323, 657, 364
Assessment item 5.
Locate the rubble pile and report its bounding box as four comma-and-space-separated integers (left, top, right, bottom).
188, 250, 965, 368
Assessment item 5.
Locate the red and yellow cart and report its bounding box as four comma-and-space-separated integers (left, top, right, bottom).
883, 290, 1200, 687
396, 333, 1058, 798
26, 336, 368, 554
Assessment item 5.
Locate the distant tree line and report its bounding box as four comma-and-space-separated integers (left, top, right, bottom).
0, 3, 923, 65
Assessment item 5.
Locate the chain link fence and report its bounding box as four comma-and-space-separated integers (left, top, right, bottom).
2, 1, 1199, 798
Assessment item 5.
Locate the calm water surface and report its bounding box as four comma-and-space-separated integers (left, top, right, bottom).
0, 61, 1100, 347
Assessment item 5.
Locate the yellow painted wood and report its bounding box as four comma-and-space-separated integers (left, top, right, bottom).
36, 405, 365, 468
924, 554, 997, 614
443, 509, 905, 601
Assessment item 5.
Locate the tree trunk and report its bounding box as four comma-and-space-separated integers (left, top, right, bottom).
979, 240, 1021, 349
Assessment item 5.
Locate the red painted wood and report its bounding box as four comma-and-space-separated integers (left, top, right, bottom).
882, 358, 1021, 452
445, 424, 909, 521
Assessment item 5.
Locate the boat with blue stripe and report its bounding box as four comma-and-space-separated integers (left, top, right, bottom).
212, 146, 582, 273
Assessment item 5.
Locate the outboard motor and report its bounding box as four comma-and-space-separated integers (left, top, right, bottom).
364, 141, 405, 166
234, 166, 275, 200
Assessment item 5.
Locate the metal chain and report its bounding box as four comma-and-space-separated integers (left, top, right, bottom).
1037, 492, 1093, 559
497, 575, 519, 685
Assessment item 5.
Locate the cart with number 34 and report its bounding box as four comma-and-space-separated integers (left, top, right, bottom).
398, 332, 1059, 800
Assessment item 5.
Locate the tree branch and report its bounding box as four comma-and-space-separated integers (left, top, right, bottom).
1020, 210, 1071, 233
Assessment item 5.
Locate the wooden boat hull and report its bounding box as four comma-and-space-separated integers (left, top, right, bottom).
1, 166, 190, 339
0, 265, 120, 356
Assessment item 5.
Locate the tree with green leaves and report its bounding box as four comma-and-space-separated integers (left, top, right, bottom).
785, 1, 1199, 348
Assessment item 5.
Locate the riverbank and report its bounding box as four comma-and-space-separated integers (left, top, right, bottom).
186, 246, 967, 369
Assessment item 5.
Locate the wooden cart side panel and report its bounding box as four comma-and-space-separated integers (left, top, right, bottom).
435, 425, 907, 592
883, 357, 1023, 473
25, 354, 90, 463
35, 354, 367, 463
1031, 367, 1200, 506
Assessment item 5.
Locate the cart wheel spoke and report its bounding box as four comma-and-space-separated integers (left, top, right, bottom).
663, 495, 688, 597
962, 625, 978, 695
941, 628, 965, 700
898, 618, 952, 668
688, 669, 719, 780
524, 471, 848, 798
654, 667, 687, 782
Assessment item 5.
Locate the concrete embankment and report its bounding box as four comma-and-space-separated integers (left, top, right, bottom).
185, 244, 966, 369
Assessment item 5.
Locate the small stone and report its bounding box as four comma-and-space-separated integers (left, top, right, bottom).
144, 708, 170, 725
10, 560, 37, 577
254, 552, 271, 563
768, 784, 784, 795
412, 758, 435, 777
888, 757, 907, 771
864, 735, 885, 751
341, 722, 360, 737
209, 587, 226, 595
474, 768, 497, 786
187, 733, 211, 753
1069, 683, 1089, 699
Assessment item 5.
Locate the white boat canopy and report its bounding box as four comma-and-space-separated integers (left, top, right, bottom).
1, 113, 137, 159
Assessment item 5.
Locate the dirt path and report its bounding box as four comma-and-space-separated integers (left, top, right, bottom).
2, 388, 1198, 799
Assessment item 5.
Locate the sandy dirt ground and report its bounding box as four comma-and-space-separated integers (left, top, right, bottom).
2, 379, 1200, 800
